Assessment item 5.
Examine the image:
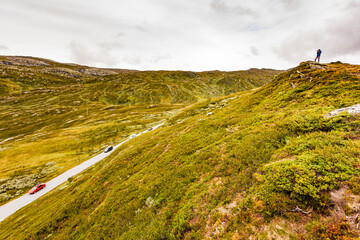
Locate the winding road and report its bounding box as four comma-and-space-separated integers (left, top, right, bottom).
0, 123, 164, 222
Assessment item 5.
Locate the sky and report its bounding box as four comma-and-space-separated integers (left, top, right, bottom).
0, 0, 359, 71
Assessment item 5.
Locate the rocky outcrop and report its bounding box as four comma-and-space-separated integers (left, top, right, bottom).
78, 68, 117, 76
326, 104, 360, 118
303, 61, 330, 70
0, 56, 49, 67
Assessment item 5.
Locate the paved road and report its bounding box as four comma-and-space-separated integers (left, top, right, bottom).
0, 123, 163, 222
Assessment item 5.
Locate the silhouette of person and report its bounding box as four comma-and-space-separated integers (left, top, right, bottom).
314, 49, 322, 63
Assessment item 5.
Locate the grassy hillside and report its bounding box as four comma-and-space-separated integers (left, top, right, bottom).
0, 56, 279, 205
1, 61, 359, 239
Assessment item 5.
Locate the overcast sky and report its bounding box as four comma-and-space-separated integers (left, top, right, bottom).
0, 0, 359, 71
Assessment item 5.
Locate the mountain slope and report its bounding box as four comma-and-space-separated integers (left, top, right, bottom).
0, 56, 280, 205
1, 61, 359, 239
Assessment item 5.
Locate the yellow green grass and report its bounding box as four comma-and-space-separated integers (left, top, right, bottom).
1, 61, 359, 239
0, 56, 278, 204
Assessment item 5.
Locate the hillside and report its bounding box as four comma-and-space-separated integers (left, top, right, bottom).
0, 56, 280, 205
0, 61, 359, 239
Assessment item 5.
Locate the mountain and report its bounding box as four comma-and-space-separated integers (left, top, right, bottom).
0, 56, 280, 206
1, 60, 359, 239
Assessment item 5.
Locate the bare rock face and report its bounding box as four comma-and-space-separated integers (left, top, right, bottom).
300, 61, 330, 70
78, 68, 117, 76
0, 56, 49, 67
325, 103, 360, 118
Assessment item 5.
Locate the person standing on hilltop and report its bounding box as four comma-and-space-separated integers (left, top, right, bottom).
314, 49, 322, 63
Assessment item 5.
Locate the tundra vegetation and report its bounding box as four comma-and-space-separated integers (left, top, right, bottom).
0, 56, 278, 204
1, 58, 360, 239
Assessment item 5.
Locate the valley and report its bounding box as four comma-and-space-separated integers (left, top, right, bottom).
1, 57, 360, 239
0, 56, 278, 206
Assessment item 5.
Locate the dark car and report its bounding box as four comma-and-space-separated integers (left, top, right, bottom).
104, 146, 113, 153
29, 183, 46, 194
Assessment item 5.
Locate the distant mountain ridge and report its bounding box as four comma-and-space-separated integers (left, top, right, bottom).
1, 60, 359, 239
0, 55, 281, 208
4, 57, 360, 239
0, 55, 281, 103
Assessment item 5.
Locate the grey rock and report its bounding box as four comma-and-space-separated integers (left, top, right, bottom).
325, 104, 360, 118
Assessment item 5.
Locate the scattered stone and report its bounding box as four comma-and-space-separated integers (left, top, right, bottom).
45, 162, 56, 167
0, 61, 13, 66
43, 68, 81, 78
15, 190, 23, 196
0, 164, 57, 201
0, 193, 12, 202
304, 61, 330, 70
145, 196, 155, 208
2, 56, 49, 67
296, 70, 306, 78
41, 166, 57, 175
0, 175, 38, 194
207, 112, 214, 116
77, 68, 117, 76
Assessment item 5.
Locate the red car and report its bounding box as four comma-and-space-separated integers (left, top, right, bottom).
29, 183, 46, 194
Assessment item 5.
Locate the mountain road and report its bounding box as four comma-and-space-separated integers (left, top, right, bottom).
0, 123, 163, 222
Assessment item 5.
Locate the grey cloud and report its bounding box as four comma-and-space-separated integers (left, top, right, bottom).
67, 41, 119, 67
68, 41, 96, 65
123, 56, 141, 66
279, 0, 299, 8
0, 45, 9, 51
273, 32, 314, 63
242, 24, 268, 32
266, 0, 299, 10
210, 0, 228, 13
1, 0, 357, 71
3, 0, 119, 30
98, 34, 124, 52
23, 1, 105, 22
135, 21, 149, 32
116, 32, 126, 38
210, 0, 255, 16
274, 4, 360, 63
348, 0, 360, 9
325, 14, 360, 56
151, 54, 171, 64
250, 46, 259, 56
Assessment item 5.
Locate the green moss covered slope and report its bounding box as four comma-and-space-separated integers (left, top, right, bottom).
0, 56, 279, 205
1, 60, 360, 239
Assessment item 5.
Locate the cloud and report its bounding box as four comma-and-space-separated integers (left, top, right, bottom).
274, 2, 360, 63
0, 45, 9, 51
0, 0, 123, 39
250, 46, 259, 56
116, 32, 126, 38
67, 41, 121, 67
1, 0, 357, 71
17, 0, 114, 26
210, 0, 255, 16
135, 20, 149, 32
66, 32, 124, 66
98, 36, 124, 52
123, 56, 141, 65
324, 13, 360, 56
210, 0, 228, 13
279, 0, 299, 9
151, 54, 172, 64
67, 41, 98, 65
